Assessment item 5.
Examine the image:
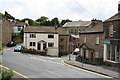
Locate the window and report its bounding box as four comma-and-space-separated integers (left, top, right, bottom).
30, 34, 36, 38
18, 26, 21, 31
75, 29, 78, 33
30, 42, 32, 46
71, 29, 73, 33
109, 25, 113, 37
84, 37, 87, 43
96, 52, 99, 58
96, 37, 100, 44
107, 44, 120, 62
48, 35, 54, 38
30, 42, 36, 46
60, 38, 64, 42
86, 49, 89, 58
80, 48, 83, 56
48, 43, 54, 47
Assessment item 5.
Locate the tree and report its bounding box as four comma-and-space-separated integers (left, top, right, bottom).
36, 16, 48, 22
20, 18, 35, 26
51, 17, 60, 27
4, 11, 15, 19
60, 19, 72, 26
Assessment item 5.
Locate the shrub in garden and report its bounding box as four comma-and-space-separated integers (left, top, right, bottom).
1, 70, 14, 80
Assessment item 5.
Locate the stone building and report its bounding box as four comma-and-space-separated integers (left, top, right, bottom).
103, 2, 120, 65
77, 20, 104, 64
0, 19, 12, 46
24, 26, 69, 56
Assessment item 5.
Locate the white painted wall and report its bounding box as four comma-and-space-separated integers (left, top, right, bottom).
24, 33, 59, 56
13, 26, 24, 34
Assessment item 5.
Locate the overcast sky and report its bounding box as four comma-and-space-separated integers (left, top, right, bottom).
0, 0, 119, 21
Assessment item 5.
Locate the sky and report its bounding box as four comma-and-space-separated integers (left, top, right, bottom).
0, 0, 119, 21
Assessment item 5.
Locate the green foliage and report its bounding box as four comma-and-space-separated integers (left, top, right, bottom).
36, 16, 48, 22
60, 19, 72, 26
0, 13, 3, 19
1, 70, 14, 80
20, 18, 35, 26
51, 17, 60, 27
4, 11, 15, 19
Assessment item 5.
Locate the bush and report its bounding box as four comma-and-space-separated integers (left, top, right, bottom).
21, 48, 47, 56
1, 70, 14, 80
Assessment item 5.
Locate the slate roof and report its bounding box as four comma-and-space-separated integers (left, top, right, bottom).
11, 22, 26, 26
24, 26, 69, 35
80, 22, 103, 34
105, 13, 120, 21
63, 21, 91, 27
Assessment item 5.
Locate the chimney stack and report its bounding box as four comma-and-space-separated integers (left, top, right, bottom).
118, 1, 120, 13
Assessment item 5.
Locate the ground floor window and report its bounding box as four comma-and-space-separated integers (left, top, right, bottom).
48, 43, 54, 47
30, 42, 36, 46
106, 44, 120, 62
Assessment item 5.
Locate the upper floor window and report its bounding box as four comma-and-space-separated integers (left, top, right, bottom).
71, 29, 73, 33
84, 37, 87, 43
30, 34, 36, 38
18, 26, 21, 31
48, 35, 54, 38
109, 25, 113, 37
96, 37, 100, 44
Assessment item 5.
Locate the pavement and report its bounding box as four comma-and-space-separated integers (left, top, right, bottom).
64, 60, 120, 80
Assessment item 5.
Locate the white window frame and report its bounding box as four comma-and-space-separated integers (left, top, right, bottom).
84, 37, 87, 43
96, 37, 100, 44
86, 49, 89, 58
30, 33, 36, 38
109, 25, 113, 37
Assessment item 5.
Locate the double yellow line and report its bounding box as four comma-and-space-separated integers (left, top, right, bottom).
61, 60, 112, 79
0, 65, 31, 80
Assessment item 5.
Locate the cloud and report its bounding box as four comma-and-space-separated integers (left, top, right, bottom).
0, 0, 119, 21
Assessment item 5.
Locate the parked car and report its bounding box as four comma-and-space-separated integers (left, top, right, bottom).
7, 41, 16, 47
14, 45, 24, 52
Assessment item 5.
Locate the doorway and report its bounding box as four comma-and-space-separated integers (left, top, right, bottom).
37, 43, 41, 50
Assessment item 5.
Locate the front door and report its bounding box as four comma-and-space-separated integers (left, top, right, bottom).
83, 49, 86, 59
43, 43, 46, 50
37, 43, 41, 50
91, 52, 94, 62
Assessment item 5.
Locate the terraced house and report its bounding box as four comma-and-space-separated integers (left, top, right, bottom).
63, 20, 92, 53
103, 2, 120, 65
23, 26, 69, 57
0, 18, 12, 46
77, 19, 104, 64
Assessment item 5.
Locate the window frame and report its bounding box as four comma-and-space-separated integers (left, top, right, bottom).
96, 37, 100, 45
109, 25, 113, 37
48, 35, 54, 38
30, 33, 36, 38
48, 43, 54, 47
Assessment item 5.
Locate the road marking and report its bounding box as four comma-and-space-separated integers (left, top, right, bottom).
46, 70, 62, 77
61, 60, 112, 79
30, 56, 64, 65
0, 65, 31, 80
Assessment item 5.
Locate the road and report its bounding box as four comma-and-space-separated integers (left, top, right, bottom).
2, 47, 111, 79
